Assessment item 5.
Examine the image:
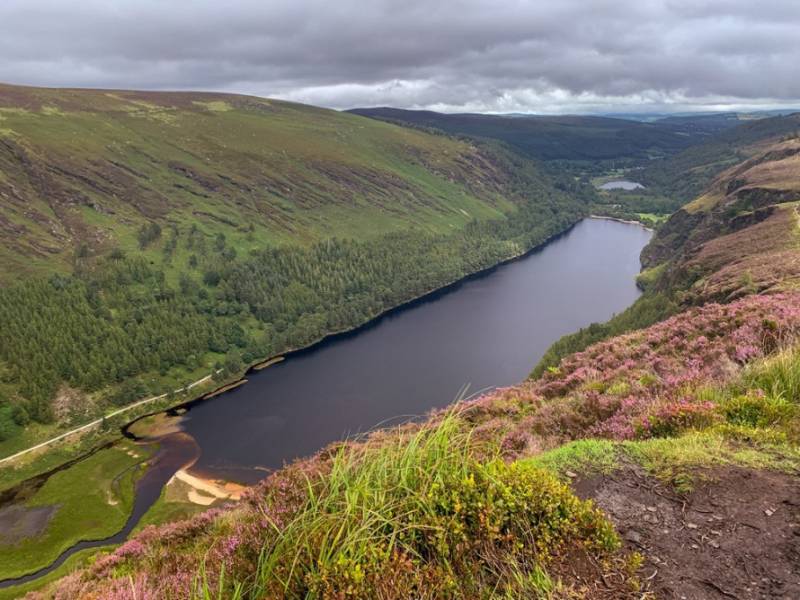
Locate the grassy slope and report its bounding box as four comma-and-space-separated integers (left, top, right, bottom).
0, 83, 523, 282
26, 139, 800, 598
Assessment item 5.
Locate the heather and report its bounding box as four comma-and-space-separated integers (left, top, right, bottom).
34, 417, 633, 599
464, 291, 800, 454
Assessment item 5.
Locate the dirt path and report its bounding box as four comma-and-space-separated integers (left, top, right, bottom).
0, 372, 218, 467
576, 466, 800, 599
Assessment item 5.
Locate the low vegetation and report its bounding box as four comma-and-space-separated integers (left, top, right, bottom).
40, 415, 638, 599
0, 440, 151, 581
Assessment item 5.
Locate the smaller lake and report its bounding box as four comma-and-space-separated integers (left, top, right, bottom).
598, 180, 645, 191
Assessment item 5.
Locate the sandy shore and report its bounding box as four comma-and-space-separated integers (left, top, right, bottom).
171, 469, 245, 506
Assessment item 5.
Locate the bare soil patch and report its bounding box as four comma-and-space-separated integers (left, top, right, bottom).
576, 466, 800, 599
0, 504, 58, 544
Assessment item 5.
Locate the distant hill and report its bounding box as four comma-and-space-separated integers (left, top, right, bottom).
639, 112, 800, 203
347, 107, 720, 161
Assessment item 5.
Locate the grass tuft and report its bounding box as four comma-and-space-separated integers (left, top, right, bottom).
210, 414, 622, 599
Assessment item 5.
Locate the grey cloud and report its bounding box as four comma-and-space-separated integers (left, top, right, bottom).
0, 0, 798, 113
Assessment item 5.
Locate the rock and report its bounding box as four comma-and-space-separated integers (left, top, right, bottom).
625, 530, 642, 544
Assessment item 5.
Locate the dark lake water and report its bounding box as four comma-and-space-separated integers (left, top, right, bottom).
183, 218, 652, 483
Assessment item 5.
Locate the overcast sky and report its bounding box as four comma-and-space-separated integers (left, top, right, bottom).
1, 0, 799, 114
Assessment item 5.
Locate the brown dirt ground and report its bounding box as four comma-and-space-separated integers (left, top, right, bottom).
575, 466, 800, 599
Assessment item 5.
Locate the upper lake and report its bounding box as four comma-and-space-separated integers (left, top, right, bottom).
598, 180, 645, 190
182, 218, 652, 482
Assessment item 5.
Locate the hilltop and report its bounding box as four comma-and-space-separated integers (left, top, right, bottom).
27, 140, 800, 598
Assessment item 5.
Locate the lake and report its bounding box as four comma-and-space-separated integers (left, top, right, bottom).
0, 217, 651, 587
598, 180, 645, 190
183, 217, 652, 482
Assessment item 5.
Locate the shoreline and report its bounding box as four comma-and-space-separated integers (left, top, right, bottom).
171, 469, 244, 505
123, 216, 587, 433
589, 214, 654, 231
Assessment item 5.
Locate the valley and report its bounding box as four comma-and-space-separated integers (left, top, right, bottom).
0, 217, 650, 590
0, 80, 798, 599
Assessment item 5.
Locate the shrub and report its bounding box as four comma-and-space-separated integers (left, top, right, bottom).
637, 398, 717, 438
234, 415, 621, 599
721, 391, 797, 428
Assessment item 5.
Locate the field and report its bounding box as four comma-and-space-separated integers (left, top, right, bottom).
0, 440, 151, 582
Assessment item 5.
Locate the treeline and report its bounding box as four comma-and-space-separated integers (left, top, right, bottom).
0, 192, 584, 438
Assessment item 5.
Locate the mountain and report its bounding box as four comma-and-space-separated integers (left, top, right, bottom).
29, 138, 800, 598
0, 83, 583, 448
347, 107, 713, 161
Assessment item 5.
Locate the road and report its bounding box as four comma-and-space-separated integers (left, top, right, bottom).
0, 372, 217, 467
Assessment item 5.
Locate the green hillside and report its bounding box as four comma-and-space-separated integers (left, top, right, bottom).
0, 83, 583, 452
0, 84, 547, 281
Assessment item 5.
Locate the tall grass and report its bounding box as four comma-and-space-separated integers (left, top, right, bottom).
205, 412, 620, 599
741, 345, 800, 404
250, 414, 475, 597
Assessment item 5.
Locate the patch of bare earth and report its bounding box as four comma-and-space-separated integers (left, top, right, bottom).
575, 467, 800, 599
0, 505, 58, 544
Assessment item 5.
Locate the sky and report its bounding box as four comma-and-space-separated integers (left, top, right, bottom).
1, 0, 799, 114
